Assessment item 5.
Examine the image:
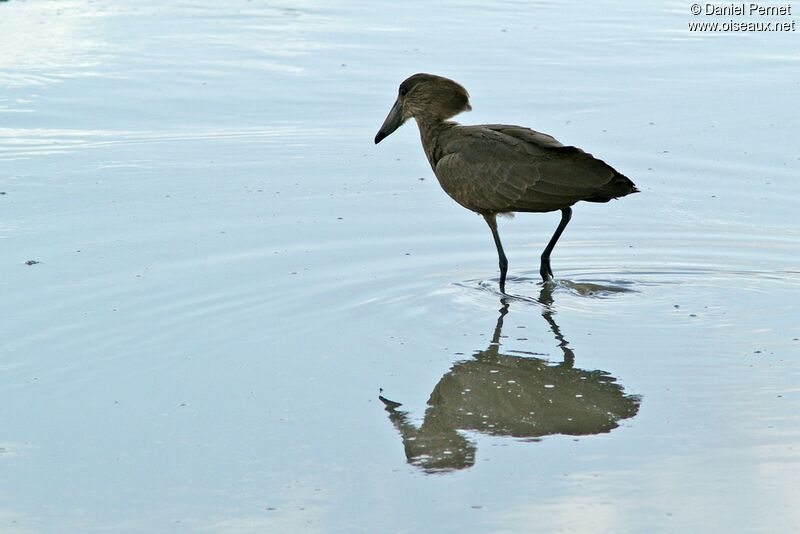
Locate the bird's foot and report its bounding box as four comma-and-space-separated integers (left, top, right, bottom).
539, 259, 554, 282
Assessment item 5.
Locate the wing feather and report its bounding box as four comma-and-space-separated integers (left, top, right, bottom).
433, 125, 633, 214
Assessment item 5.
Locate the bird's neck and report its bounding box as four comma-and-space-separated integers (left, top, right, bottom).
415, 117, 455, 170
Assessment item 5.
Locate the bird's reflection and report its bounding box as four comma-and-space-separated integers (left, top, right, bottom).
380, 284, 640, 473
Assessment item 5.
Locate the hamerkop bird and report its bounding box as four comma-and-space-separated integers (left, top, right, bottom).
374, 73, 638, 293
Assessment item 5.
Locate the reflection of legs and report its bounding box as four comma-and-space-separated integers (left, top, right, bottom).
540, 207, 572, 281
488, 300, 510, 352
484, 214, 508, 293
537, 284, 575, 367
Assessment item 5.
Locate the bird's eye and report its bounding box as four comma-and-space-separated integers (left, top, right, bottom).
399, 86, 408, 96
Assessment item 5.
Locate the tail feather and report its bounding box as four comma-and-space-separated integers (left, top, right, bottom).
584, 172, 638, 203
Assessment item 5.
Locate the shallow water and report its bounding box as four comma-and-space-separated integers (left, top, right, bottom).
1, 0, 799, 532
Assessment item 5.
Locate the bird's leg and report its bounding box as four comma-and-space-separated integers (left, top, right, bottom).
540, 207, 572, 282
484, 214, 508, 294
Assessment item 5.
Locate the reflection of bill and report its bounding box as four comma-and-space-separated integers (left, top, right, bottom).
380, 285, 641, 473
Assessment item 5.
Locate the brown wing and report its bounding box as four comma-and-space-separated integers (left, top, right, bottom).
480, 124, 565, 149
434, 125, 636, 214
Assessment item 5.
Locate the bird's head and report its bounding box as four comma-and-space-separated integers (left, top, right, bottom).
374, 73, 471, 144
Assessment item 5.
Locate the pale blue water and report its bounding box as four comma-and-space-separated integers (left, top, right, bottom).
1, 1, 799, 532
